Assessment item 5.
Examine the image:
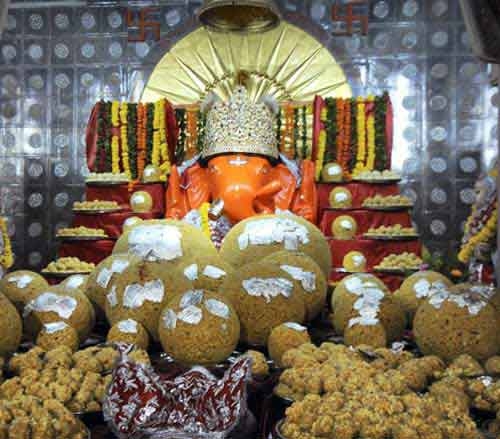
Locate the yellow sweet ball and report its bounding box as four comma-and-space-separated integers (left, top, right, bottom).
329, 188, 353, 209
332, 215, 357, 240
343, 251, 367, 272
122, 216, 143, 232
267, 322, 311, 367
107, 319, 150, 350
321, 162, 343, 182
130, 191, 153, 213
142, 165, 162, 183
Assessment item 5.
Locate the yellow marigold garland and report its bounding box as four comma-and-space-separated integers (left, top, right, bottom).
199, 202, 211, 239
315, 129, 327, 181
152, 100, 161, 167
0, 218, 13, 269
119, 103, 130, 178
458, 208, 498, 263
158, 100, 169, 166
111, 101, 120, 174
353, 97, 366, 176
366, 96, 376, 171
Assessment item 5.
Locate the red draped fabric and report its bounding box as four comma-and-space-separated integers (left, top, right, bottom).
86, 183, 165, 213
72, 211, 160, 239
58, 239, 115, 264
329, 238, 421, 269
86, 102, 100, 172
321, 210, 412, 237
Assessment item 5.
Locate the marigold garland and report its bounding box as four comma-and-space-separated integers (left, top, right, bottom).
340, 99, 352, 178
315, 129, 327, 181
300, 106, 308, 160
152, 100, 161, 167
353, 97, 367, 176
282, 104, 295, 159
459, 200, 498, 264
145, 103, 154, 165
119, 103, 130, 178
158, 100, 171, 175
175, 109, 187, 164
128, 103, 138, 180
186, 110, 198, 159
199, 202, 211, 239
349, 98, 358, 173
0, 217, 13, 270
111, 136, 120, 174
137, 103, 147, 180
366, 96, 376, 171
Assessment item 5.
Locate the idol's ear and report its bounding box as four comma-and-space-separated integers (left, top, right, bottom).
200, 92, 220, 114
259, 95, 280, 115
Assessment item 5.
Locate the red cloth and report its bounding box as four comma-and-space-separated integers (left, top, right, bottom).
86, 102, 100, 172
72, 211, 160, 239
321, 210, 412, 237
318, 182, 400, 213
329, 270, 405, 292
86, 183, 165, 213
59, 239, 115, 264
329, 238, 421, 269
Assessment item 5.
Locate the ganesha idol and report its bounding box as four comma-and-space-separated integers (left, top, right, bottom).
166, 87, 317, 244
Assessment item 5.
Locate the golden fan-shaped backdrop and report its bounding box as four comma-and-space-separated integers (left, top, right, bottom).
142, 21, 352, 104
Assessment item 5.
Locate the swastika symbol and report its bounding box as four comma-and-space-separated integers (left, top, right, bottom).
332, 0, 369, 36
127, 7, 160, 42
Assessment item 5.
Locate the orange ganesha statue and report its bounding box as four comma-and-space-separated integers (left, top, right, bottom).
166, 87, 317, 244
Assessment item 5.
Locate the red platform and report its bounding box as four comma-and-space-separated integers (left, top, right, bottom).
86, 182, 165, 213
317, 182, 400, 217
72, 211, 162, 239
321, 209, 412, 237
59, 239, 115, 265
329, 238, 421, 269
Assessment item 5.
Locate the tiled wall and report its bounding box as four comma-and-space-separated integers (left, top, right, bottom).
0, 0, 497, 269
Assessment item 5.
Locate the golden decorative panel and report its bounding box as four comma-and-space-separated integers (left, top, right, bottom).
142, 21, 351, 104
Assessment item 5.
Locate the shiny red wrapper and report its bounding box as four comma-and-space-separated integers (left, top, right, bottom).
103, 350, 252, 439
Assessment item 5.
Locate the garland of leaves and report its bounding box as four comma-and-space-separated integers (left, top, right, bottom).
145, 103, 154, 165
196, 110, 207, 153
293, 108, 299, 160
95, 101, 105, 172
324, 98, 337, 163
128, 103, 138, 180
349, 98, 358, 172
103, 102, 112, 172
175, 108, 186, 164
375, 93, 388, 171
276, 108, 282, 149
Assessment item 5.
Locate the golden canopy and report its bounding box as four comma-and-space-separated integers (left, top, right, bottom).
141, 21, 351, 104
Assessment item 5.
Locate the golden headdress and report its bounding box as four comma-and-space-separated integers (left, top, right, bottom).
201, 86, 279, 160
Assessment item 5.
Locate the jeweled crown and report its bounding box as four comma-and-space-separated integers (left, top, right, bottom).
202, 86, 279, 160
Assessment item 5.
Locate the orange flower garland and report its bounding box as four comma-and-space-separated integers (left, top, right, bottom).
186, 110, 198, 159
339, 99, 352, 178
336, 98, 345, 169
137, 103, 147, 180
284, 104, 295, 159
